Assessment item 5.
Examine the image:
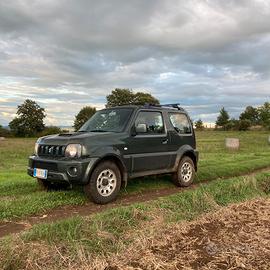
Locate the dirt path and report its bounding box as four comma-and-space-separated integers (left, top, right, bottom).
0, 167, 269, 238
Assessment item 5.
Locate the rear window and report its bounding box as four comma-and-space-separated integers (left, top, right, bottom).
169, 113, 192, 134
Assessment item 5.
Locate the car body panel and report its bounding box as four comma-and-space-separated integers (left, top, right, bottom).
27, 105, 198, 186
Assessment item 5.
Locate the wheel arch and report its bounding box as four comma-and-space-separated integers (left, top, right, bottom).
174, 145, 198, 172
182, 151, 198, 171
88, 154, 128, 188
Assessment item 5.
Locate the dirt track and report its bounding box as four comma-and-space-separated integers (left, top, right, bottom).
0, 167, 269, 238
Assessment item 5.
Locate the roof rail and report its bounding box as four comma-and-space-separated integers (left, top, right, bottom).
161, 103, 182, 110
143, 103, 185, 111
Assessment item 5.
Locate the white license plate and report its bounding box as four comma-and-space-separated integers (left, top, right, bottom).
33, 168, 48, 179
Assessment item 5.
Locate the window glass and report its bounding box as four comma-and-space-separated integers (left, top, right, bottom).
135, 111, 165, 134
79, 108, 133, 132
169, 113, 192, 134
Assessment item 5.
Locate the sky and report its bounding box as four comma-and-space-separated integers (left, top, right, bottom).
0, 0, 269, 126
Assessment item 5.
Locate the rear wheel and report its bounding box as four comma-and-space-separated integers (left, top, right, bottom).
84, 161, 121, 204
172, 156, 195, 187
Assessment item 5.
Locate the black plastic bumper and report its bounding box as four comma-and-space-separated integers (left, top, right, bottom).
27, 155, 99, 185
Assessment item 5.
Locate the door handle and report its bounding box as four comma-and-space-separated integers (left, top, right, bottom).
162, 139, 168, 144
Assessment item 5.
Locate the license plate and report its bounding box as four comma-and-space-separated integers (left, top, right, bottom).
33, 168, 48, 179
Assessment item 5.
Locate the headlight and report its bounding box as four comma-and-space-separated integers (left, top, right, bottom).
65, 144, 82, 158
34, 138, 42, 155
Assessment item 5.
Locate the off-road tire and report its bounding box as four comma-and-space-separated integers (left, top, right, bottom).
84, 161, 121, 204
172, 156, 195, 187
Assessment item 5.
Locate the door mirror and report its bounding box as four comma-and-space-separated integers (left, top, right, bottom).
135, 123, 147, 133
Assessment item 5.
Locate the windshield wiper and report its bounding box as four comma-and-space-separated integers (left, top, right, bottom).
78, 130, 88, 133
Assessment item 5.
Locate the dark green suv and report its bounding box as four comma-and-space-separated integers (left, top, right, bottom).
28, 104, 198, 204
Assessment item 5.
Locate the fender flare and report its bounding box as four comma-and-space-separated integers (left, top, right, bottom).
84, 148, 128, 187
173, 145, 199, 172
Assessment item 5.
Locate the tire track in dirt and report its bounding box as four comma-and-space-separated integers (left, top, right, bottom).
0, 167, 269, 238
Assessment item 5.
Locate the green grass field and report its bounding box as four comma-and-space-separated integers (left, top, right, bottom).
1, 171, 269, 269
0, 131, 270, 270
0, 131, 269, 221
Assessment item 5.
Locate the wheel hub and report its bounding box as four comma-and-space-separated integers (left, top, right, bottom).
181, 162, 193, 182
101, 178, 109, 186
96, 169, 117, 197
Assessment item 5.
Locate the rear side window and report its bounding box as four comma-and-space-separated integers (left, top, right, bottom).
169, 113, 192, 134
135, 111, 165, 135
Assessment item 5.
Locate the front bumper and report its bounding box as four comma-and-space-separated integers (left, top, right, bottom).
27, 155, 99, 185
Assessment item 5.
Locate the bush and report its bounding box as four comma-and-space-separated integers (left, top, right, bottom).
0, 126, 12, 137
238, 119, 252, 131
224, 119, 239, 131
37, 126, 62, 137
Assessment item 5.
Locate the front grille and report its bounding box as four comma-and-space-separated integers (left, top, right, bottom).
32, 161, 57, 171
38, 145, 66, 157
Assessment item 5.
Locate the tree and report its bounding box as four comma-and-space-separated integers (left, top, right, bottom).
216, 107, 230, 130
9, 99, 46, 137
238, 119, 251, 131
258, 102, 270, 129
239, 106, 259, 125
106, 88, 159, 107
195, 119, 204, 130
106, 89, 134, 107
133, 92, 160, 105
225, 118, 239, 131
74, 106, 96, 131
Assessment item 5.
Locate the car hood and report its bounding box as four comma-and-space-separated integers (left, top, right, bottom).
39, 131, 117, 145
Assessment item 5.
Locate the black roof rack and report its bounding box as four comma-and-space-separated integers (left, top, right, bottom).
143, 103, 185, 111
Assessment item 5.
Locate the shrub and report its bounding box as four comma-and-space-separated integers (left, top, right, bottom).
0, 126, 12, 137
238, 119, 252, 131
37, 126, 62, 137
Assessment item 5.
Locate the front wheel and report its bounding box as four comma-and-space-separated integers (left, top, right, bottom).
172, 156, 195, 187
84, 161, 121, 204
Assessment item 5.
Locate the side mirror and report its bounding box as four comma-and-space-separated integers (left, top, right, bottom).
135, 123, 147, 134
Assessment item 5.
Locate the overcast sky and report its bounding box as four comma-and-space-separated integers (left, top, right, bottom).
0, 0, 269, 126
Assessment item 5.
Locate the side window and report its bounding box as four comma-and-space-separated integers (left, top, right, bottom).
135, 111, 165, 135
169, 113, 192, 134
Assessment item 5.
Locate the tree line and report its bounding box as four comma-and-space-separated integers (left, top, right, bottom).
0, 88, 269, 137
195, 103, 270, 131
0, 89, 159, 137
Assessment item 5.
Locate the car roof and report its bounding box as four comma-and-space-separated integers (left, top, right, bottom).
108, 104, 188, 113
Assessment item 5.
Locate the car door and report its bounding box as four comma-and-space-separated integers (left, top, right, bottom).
126, 110, 171, 173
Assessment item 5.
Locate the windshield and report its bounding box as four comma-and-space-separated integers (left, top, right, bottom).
79, 108, 134, 133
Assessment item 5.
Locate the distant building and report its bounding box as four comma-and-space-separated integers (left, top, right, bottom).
203, 122, 215, 129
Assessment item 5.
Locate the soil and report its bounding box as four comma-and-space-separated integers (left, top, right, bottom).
0, 167, 269, 238
104, 198, 270, 270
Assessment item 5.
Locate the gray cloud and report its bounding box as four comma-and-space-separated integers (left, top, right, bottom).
0, 0, 269, 125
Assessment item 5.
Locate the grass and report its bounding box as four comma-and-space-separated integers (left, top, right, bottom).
21, 172, 270, 246
0, 131, 269, 220
0, 171, 269, 270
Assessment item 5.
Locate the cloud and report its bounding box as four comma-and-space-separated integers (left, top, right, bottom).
0, 0, 269, 125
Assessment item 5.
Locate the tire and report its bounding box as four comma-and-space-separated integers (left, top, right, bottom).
84, 161, 122, 204
172, 156, 195, 187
